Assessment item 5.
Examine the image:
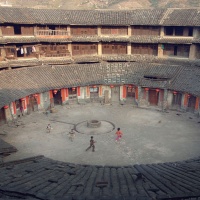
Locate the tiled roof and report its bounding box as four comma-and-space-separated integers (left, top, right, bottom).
0, 155, 200, 199
1, 36, 199, 44
0, 62, 199, 108
2, 55, 200, 68
128, 9, 166, 25
2, 36, 38, 43
161, 9, 200, 26
0, 61, 9, 69
38, 37, 71, 43
73, 55, 100, 63
9, 58, 41, 67
101, 36, 129, 42
0, 138, 17, 156
130, 36, 160, 43
0, 7, 200, 26
169, 66, 200, 96
40, 57, 73, 65
71, 36, 99, 42
160, 37, 193, 44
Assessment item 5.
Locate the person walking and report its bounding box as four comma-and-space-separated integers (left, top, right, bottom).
20, 105, 24, 116
115, 127, 123, 142
68, 129, 75, 142
85, 136, 96, 152
46, 124, 51, 133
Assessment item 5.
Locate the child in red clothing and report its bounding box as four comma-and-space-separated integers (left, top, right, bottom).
115, 128, 123, 142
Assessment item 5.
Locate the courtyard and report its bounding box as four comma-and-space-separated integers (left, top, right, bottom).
1, 103, 200, 166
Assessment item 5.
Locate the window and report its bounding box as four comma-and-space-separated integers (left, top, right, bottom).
90, 87, 98, 93
188, 27, 193, 36
163, 44, 189, 57
165, 27, 173, 35
74, 46, 79, 50
175, 27, 183, 36
14, 25, 21, 35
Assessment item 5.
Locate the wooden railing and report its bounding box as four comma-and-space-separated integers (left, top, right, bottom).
35, 30, 69, 36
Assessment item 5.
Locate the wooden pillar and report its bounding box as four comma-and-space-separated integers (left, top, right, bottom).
77, 86, 81, 97
0, 27, 2, 37
97, 26, 101, 36
128, 26, 132, 36
61, 88, 66, 103
12, 102, 16, 115
160, 26, 164, 37
26, 96, 29, 106
21, 98, 27, 110
158, 44, 164, 58
68, 43, 72, 55
66, 88, 69, 98
189, 44, 197, 60
67, 25, 71, 36
127, 43, 131, 55
135, 87, 138, 100
123, 85, 126, 99
86, 86, 90, 98
183, 93, 189, 110
4, 105, 12, 122
49, 90, 53, 99
163, 89, 168, 110
33, 27, 37, 36
98, 42, 102, 56
38, 94, 41, 105
193, 27, 200, 38
99, 86, 102, 97
195, 97, 199, 111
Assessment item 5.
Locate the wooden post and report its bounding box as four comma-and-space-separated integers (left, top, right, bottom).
123, 86, 126, 99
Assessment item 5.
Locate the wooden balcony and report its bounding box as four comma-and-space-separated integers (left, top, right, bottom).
35, 30, 70, 38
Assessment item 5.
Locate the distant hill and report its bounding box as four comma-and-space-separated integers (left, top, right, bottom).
0, 0, 200, 9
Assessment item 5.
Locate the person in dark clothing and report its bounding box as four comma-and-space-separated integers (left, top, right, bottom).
46, 124, 51, 133
85, 136, 96, 152
20, 105, 24, 116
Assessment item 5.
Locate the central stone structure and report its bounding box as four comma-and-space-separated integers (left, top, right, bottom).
87, 120, 101, 128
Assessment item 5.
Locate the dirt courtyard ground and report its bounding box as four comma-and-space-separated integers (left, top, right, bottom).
1, 103, 200, 166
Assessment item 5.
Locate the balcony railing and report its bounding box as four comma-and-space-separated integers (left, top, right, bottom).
35, 30, 69, 36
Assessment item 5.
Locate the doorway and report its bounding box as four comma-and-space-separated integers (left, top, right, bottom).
111, 86, 120, 103
149, 90, 159, 106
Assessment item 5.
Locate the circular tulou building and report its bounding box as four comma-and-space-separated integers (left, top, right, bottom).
0, 7, 200, 200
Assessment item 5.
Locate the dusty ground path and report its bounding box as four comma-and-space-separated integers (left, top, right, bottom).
1, 103, 200, 166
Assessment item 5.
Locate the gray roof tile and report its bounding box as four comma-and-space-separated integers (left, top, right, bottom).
0, 8, 200, 26
0, 155, 200, 199
0, 62, 199, 108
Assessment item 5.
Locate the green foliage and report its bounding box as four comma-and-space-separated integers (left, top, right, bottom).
149, 0, 158, 7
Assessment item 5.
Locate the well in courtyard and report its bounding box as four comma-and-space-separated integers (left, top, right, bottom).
1, 104, 200, 166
